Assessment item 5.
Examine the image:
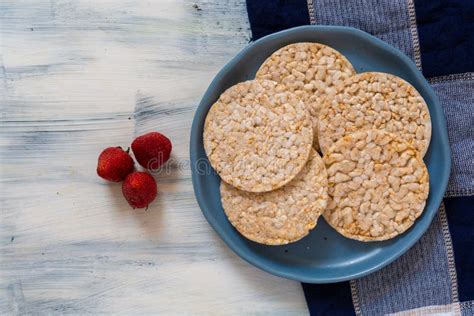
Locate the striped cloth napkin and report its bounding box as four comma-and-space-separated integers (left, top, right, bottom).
245, 0, 473, 315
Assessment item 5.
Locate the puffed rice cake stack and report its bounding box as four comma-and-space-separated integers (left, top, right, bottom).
203, 42, 432, 245
204, 78, 328, 245
317, 72, 432, 241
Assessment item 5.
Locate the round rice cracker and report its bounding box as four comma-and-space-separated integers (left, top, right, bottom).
323, 129, 429, 242
221, 150, 328, 245
318, 72, 432, 157
203, 79, 313, 193
256, 42, 356, 151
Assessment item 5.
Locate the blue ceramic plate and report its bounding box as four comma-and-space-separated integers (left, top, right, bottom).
190, 26, 451, 283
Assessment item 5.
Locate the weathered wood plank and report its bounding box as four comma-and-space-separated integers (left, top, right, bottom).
0, 0, 308, 314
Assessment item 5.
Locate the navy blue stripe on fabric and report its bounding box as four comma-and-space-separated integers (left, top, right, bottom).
302, 282, 355, 316
444, 195, 474, 302
414, 0, 474, 78
246, 0, 310, 41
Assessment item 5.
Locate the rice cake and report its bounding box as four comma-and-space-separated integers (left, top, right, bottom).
318, 72, 432, 156
322, 129, 429, 241
256, 42, 356, 151
221, 150, 328, 245
204, 79, 313, 193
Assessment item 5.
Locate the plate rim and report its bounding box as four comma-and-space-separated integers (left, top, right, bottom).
189, 25, 452, 283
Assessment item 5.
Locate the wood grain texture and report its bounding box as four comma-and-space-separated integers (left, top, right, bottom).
0, 0, 309, 314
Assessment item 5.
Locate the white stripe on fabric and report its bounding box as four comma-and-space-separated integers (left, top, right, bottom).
350, 280, 362, 316
439, 204, 460, 307
307, 0, 316, 25
443, 189, 474, 198
388, 303, 461, 316
406, 0, 422, 70
428, 72, 474, 84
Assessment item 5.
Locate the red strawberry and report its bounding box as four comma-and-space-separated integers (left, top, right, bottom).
122, 172, 157, 209
97, 147, 134, 182
132, 132, 172, 170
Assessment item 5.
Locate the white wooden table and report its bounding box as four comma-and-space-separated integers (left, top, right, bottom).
0, 1, 308, 314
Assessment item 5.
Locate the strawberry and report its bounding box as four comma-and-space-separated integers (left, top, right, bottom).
97, 147, 134, 182
122, 172, 157, 209
131, 132, 172, 170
